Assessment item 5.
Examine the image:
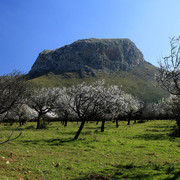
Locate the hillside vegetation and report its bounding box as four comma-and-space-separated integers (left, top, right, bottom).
28, 38, 168, 103
29, 62, 168, 103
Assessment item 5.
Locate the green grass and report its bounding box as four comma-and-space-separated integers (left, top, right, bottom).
0, 120, 180, 179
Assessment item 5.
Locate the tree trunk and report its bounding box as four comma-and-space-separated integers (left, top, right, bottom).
116, 120, 119, 128
73, 120, 86, 141
64, 114, 69, 127
36, 114, 41, 129
64, 115, 68, 127
101, 120, 105, 132
176, 117, 180, 136
19, 117, 22, 127
64, 120, 67, 127
127, 116, 131, 125
22, 121, 25, 126
134, 119, 137, 124
10, 120, 13, 126
96, 121, 99, 125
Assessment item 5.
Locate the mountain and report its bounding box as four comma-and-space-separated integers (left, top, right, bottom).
29, 38, 144, 78
28, 38, 168, 103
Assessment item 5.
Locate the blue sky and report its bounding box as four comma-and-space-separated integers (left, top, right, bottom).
0, 0, 180, 75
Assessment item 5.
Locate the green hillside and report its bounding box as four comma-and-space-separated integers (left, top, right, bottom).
29, 62, 168, 103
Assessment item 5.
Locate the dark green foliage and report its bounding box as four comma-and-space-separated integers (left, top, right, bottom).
166, 164, 175, 174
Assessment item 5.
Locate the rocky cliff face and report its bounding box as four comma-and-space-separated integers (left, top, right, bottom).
29, 38, 145, 78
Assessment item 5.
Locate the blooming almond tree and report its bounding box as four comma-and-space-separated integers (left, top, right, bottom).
122, 93, 144, 125
100, 85, 124, 130
54, 88, 76, 127
142, 103, 159, 120
67, 80, 105, 140
0, 71, 28, 144
157, 96, 174, 119
170, 95, 180, 130
156, 36, 180, 95
27, 87, 60, 129
161, 95, 180, 131
156, 36, 180, 135
0, 71, 28, 115
4, 104, 33, 126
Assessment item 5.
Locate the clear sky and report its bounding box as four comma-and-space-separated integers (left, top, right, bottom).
1, 0, 180, 75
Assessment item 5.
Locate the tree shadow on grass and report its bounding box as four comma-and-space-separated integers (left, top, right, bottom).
132, 133, 175, 141
74, 174, 112, 180
145, 128, 173, 133
106, 164, 162, 180
20, 136, 99, 146
148, 125, 175, 133
148, 125, 174, 129
20, 137, 74, 146
59, 130, 95, 136
56, 131, 77, 135
74, 163, 163, 180
165, 171, 180, 180
74, 163, 180, 180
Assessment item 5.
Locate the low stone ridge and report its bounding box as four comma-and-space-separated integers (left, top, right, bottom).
28, 38, 145, 78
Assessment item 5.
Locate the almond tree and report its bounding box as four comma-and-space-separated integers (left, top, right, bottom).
156, 36, 180, 95
122, 93, 144, 125
54, 88, 75, 127
160, 95, 180, 119
100, 85, 124, 130
157, 96, 174, 119
170, 95, 180, 126
27, 87, 60, 129
156, 36, 180, 135
0, 71, 28, 144
11, 104, 33, 126
67, 80, 105, 140
0, 71, 28, 115
142, 103, 159, 120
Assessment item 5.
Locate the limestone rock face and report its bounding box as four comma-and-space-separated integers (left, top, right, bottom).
29, 38, 144, 78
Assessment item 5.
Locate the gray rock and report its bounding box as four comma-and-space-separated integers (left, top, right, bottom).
29, 38, 144, 78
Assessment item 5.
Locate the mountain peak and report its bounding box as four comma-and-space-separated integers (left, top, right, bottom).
29, 38, 144, 78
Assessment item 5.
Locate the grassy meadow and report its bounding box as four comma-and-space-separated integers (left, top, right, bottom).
0, 120, 180, 180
